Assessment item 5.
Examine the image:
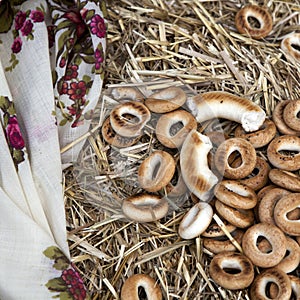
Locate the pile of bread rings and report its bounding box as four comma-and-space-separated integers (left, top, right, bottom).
100, 4, 300, 300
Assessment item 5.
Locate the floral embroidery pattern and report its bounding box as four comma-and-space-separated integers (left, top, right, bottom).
50, 2, 106, 128
43, 246, 90, 300
6, 6, 45, 71
0, 96, 25, 167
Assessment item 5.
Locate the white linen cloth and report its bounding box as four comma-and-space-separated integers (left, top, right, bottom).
0, 0, 106, 298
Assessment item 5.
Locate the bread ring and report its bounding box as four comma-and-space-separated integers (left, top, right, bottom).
267, 135, 300, 171
242, 223, 287, 268
274, 236, 300, 273
215, 200, 254, 228
178, 202, 213, 239
101, 117, 140, 148
235, 5, 273, 39
288, 275, 300, 300
214, 180, 257, 210
111, 86, 144, 102
155, 109, 197, 148
214, 138, 257, 179
234, 119, 277, 148
180, 130, 219, 201
138, 150, 175, 193
205, 131, 229, 147
269, 169, 300, 192
283, 99, 300, 131
274, 193, 300, 236
258, 187, 291, 225
203, 229, 244, 254
281, 33, 300, 61
122, 194, 169, 223
121, 274, 162, 300
165, 163, 188, 199
145, 87, 186, 113
272, 100, 300, 135
110, 101, 151, 137
238, 157, 270, 191
202, 220, 237, 238
250, 268, 292, 300
209, 251, 254, 290
187, 91, 266, 132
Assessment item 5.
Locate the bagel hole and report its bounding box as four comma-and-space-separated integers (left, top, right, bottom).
222, 267, 241, 275
228, 151, 242, 168
169, 121, 184, 136
291, 43, 300, 52
247, 16, 261, 29
287, 207, 300, 220
122, 113, 140, 124
138, 286, 148, 299
278, 149, 300, 157
152, 161, 161, 180
266, 282, 279, 299
256, 236, 272, 253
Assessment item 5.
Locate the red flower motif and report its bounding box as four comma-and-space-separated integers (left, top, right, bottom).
21, 19, 33, 36
14, 11, 26, 30
67, 81, 87, 100
61, 268, 86, 300
90, 14, 106, 39
6, 116, 25, 150
59, 57, 66, 68
58, 81, 68, 95
11, 37, 22, 54
63, 11, 86, 38
94, 48, 104, 70
30, 10, 44, 23
65, 64, 79, 81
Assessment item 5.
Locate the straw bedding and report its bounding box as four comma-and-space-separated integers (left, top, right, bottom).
64, 0, 300, 299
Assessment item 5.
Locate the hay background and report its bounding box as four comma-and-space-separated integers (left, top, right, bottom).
64, 0, 300, 299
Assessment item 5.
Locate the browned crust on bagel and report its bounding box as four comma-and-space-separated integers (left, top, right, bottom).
235, 5, 273, 39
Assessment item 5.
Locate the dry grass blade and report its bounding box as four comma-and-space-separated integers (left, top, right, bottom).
65, 0, 300, 299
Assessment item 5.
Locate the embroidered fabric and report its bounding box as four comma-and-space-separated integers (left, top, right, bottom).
0, 0, 106, 298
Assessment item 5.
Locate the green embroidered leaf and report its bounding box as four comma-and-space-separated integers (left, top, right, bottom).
45, 277, 68, 292
73, 55, 82, 66
56, 20, 73, 32
0, 96, 10, 111
58, 30, 73, 51
43, 246, 65, 260
0, 2, 13, 33
3, 113, 9, 128
59, 118, 68, 127
13, 149, 25, 164
11, 0, 28, 5
82, 75, 92, 84
53, 257, 70, 270
59, 291, 74, 300
85, 9, 95, 22
7, 102, 16, 115
27, 33, 34, 40
101, 2, 108, 18
81, 55, 95, 64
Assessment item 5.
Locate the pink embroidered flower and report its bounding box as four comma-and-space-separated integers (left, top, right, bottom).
59, 57, 66, 68
58, 81, 68, 95
63, 11, 86, 38
61, 268, 86, 300
21, 19, 33, 36
94, 48, 104, 70
11, 37, 22, 54
67, 105, 77, 116
67, 81, 87, 100
65, 64, 79, 81
14, 11, 27, 30
30, 10, 44, 23
6, 116, 25, 150
90, 14, 106, 38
